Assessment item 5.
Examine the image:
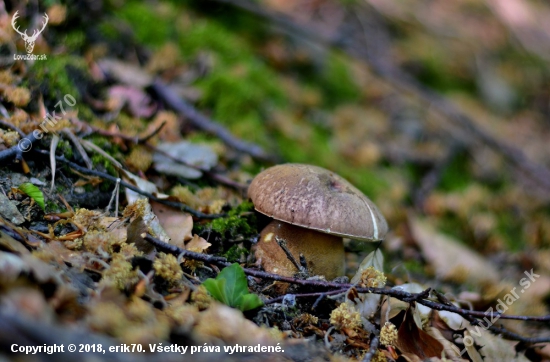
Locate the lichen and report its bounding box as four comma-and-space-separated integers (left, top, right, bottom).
379, 322, 398, 347
191, 285, 212, 311
101, 253, 138, 290
358, 266, 387, 288
4, 87, 31, 107
125, 146, 153, 172
329, 302, 362, 331
153, 252, 183, 286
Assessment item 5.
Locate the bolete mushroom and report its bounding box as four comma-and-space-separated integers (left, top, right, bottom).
248, 163, 388, 280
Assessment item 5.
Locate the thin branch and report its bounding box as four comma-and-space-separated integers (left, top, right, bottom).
144, 233, 350, 288
151, 78, 276, 162
143, 232, 550, 331
0, 131, 40, 163
60, 129, 93, 169
362, 330, 380, 362
32, 149, 224, 219
0, 118, 25, 137
74, 119, 248, 191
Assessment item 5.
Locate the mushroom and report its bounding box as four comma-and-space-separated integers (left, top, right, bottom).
248, 163, 388, 280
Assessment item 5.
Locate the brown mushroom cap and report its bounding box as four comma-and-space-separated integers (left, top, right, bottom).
248, 164, 388, 241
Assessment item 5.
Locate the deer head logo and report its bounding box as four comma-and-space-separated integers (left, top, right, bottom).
11, 11, 49, 54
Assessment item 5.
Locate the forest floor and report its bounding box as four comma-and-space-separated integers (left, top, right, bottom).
1, 0, 550, 361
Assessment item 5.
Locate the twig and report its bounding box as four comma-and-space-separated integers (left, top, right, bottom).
32, 149, 224, 219
276, 236, 307, 274
151, 78, 276, 162
362, 330, 380, 362
73, 119, 166, 145
143, 231, 550, 339
74, 119, 248, 191
144, 233, 350, 288
0, 131, 40, 163
0, 118, 25, 137
60, 129, 93, 169
143, 234, 550, 345
140, 121, 166, 142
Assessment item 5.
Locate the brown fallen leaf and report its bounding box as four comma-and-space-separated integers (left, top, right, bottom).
151, 201, 193, 248
408, 214, 500, 286
0, 228, 29, 254
462, 326, 531, 362
193, 302, 278, 345
395, 307, 444, 359
185, 234, 211, 253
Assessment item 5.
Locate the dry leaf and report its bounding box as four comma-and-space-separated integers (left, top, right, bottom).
193, 303, 277, 345
395, 307, 444, 359
185, 234, 211, 253
153, 141, 218, 179
98, 59, 152, 88
408, 215, 500, 286
108, 85, 156, 118
462, 326, 531, 362
151, 201, 193, 248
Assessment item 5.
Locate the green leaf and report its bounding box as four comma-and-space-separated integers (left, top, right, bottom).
238, 293, 264, 311
202, 278, 228, 305
202, 263, 263, 311
18, 183, 45, 211
218, 262, 249, 302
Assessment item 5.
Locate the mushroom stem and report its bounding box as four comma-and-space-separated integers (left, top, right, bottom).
255, 220, 345, 280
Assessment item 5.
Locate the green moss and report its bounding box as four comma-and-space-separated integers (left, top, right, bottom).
115, 2, 173, 46
222, 245, 249, 263
439, 151, 471, 192
402, 259, 425, 275
28, 55, 86, 104
318, 53, 361, 106
64, 30, 86, 49
208, 201, 256, 239
57, 139, 73, 159
45, 200, 61, 213
496, 212, 523, 251
91, 154, 119, 179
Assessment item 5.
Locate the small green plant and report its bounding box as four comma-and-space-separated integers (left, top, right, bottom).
18, 183, 45, 211
202, 263, 263, 312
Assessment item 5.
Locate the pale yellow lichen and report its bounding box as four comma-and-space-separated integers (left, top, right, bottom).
164, 303, 199, 328
358, 266, 387, 288
126, 146, 153, 172
0, 70, 14, 84
88, 301, 128, 335
379, 322, 398, 347
9, 109, 33, 133
330, 302, 362, 331
101, 253, 138, 290
171, 185, 202, 210
1, 131, 20, 147
64, 238, 83, 250
72, 208, 104, 231
372, 351, 388, 362
5, 87, 30, 107
191, 285, 212, 310
153, 252, 183, 285
119, 243, 142, 259
82, 229, 111, 253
